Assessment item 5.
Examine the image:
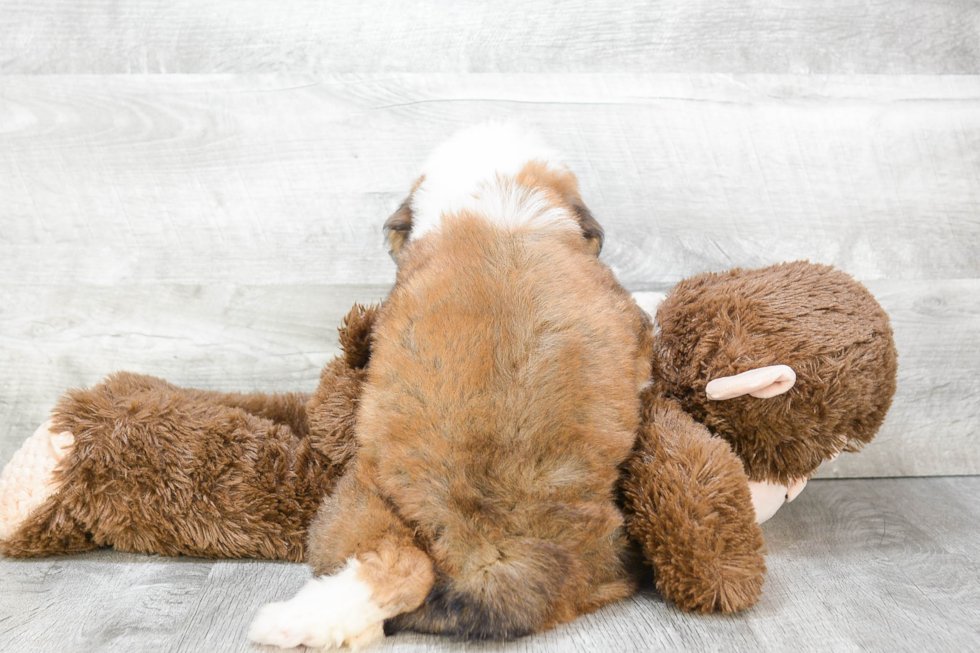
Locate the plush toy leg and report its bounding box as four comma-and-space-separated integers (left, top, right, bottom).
0, 371, 339, 561
621, 392, 766, 613
0, 421, 79, 545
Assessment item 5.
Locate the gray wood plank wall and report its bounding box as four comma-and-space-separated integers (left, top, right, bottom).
3, 0, 979, 74
1, 2, 978, 477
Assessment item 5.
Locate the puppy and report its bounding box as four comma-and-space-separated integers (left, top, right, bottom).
249, 123, 653, 648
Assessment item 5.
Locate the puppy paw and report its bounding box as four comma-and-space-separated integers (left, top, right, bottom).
248, 561, 387, 649
0, 420, 74, 541
249, 601, 316, 649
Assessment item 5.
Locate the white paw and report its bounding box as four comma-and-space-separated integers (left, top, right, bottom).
0, 420, 74, 541
248, 560, 387, 650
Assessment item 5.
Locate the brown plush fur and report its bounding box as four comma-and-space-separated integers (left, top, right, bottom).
309, 198, 654, 639
621, 391, 765, 613
305, 304, 377, 471
0, 307, 375, 560
652, 261, 898, 485
0, 372, 321, 559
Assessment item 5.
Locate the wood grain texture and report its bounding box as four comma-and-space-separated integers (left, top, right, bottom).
1, 478, 978, 652
2, 74, 979, 287
1, 0, 978, 75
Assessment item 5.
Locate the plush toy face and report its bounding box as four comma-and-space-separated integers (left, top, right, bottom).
703, 363, 805, 522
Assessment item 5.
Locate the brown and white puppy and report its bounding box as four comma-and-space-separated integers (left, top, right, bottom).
249, 123, 653, 648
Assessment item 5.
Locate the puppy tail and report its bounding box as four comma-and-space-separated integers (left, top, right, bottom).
383, 537, 571, 640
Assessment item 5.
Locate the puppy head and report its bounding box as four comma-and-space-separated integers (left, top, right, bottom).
384, 122, 603, 262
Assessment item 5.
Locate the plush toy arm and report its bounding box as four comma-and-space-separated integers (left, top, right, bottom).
0, 372, 340, 561
621, 392, 766, 613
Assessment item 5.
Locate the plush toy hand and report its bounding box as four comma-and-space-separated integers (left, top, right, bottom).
631, 291, 667, 321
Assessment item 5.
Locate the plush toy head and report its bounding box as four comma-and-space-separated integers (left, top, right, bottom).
651, 261, 898, 496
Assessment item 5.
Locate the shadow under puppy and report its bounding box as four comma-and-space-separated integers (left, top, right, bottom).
249, 123, 654, 648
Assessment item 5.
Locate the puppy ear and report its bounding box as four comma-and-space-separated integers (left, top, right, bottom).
570, 203, 604, 256
383, 196, 414, 261
513, 161, 603, 256
384, 177, 425, 262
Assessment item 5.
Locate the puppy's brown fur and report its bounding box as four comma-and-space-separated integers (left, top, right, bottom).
309, 168, 653, 639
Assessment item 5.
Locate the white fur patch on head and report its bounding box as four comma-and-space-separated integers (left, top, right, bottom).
409, 122, 576, 240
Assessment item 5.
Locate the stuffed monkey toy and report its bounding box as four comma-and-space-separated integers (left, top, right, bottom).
0, 261, 897, 622
619, 261, 897, 612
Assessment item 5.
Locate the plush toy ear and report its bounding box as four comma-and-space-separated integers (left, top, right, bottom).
515, 161, 604, 256
705, 364, 797, 400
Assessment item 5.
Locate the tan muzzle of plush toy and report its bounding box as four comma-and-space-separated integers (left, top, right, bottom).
746, 477, 808, 523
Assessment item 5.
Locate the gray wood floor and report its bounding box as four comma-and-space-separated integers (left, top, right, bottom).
2, 477, 978, 652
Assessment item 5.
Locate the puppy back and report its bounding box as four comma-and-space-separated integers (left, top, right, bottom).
359, 215, 648, 637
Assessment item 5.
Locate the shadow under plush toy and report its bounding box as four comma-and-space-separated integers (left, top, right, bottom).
0, 260, 896, 639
